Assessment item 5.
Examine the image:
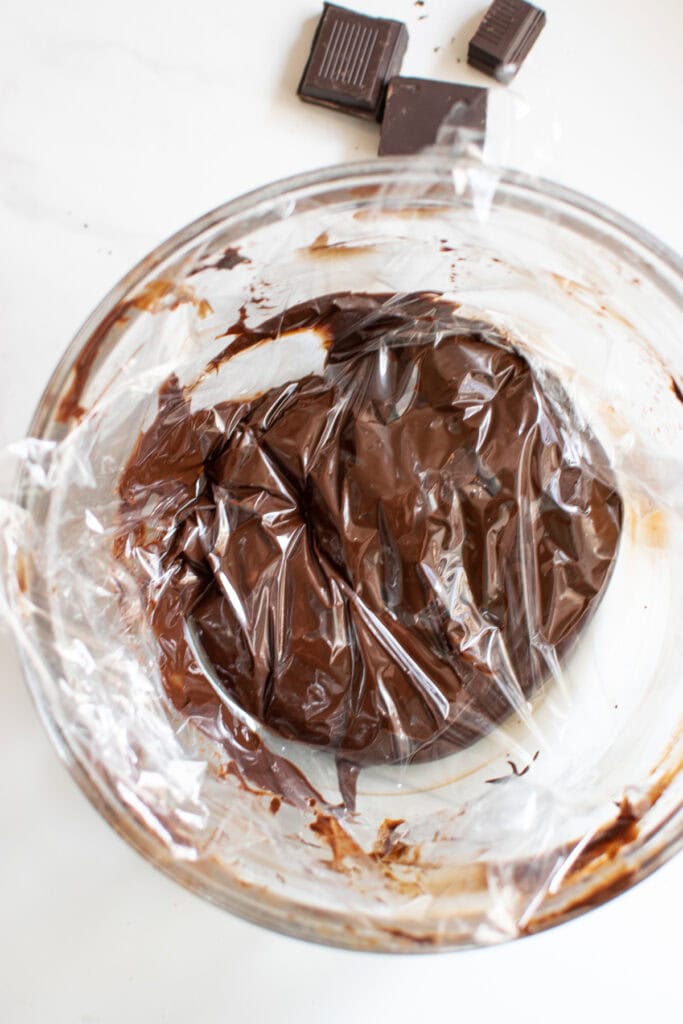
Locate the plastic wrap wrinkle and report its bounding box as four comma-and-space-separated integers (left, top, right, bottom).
114, 290, 622, 811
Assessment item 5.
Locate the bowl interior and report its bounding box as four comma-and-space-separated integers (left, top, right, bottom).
13, 158, 683, 950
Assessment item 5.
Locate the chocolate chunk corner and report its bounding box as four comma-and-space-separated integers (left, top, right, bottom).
379, 77, 487, 156
298, 3, 408, 121
467, 0, 546, 82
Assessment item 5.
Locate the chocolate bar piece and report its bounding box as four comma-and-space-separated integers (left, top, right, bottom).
468, 0, 545, 81
298, 3, 408, 121
379, 77, 487, 156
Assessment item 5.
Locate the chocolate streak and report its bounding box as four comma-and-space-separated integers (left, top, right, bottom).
117, 292, 622, 803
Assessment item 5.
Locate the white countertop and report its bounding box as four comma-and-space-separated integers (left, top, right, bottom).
1, 0, 682, 1020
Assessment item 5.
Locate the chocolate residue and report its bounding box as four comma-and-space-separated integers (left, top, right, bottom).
486, 752, 538, 785
300, 231, 374, 261
372, 818, 405, 857
116, 291, 622, 809
130, 280, 212, 320
310, 813, 367, 872
379, 927, 437, 945
522, 797, 644, 934
15, 552, 28, 595
310, 231, 330, 250
57, 279, 212, 424
353, 205, 451, 223
269, 797, 281, 815
488, 764, 527, 784
525, 751, 683, 936
638, 508, 668, 549
189, 246, 251, 276
572, 797, 639, 873
212, 727, 326, 812
371, 818, 420, 865
214, 247, 250, 271
57, 303, 129, 423
336, 759, 361, 813
671, 377, 683, 404
309, 814, 422, 883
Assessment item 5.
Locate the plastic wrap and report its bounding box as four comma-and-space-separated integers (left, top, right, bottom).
2, 152, 683, 951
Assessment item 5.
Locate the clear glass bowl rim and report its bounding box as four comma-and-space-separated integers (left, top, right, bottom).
16, 155, 683, 953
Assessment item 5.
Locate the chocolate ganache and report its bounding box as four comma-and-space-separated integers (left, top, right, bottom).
117, 292, 622, 787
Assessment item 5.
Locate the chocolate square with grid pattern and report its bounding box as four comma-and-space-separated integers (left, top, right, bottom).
298, 3, 408, 121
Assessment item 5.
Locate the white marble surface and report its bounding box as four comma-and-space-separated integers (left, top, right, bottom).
1, 0, 682, 1020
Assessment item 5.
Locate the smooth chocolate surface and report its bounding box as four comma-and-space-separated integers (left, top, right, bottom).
468, 0, 546, 81
379, 77, 487, 156
117, 292, 621, 794
298, 3, 408, 120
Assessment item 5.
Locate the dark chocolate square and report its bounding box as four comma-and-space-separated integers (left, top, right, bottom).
467, 0, 546, 81
298, 3, 408, 121
378, 77, 487, 156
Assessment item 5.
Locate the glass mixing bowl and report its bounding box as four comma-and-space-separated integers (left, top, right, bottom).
7, 155, 683, 951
